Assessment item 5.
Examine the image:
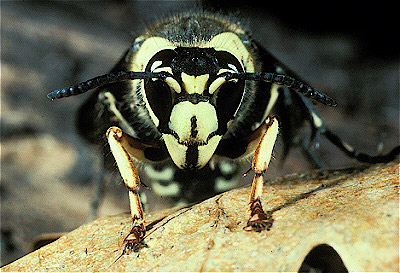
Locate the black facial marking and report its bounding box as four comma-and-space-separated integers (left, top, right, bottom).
176, 93, 210, 104
185, 145, 199, 170
190, 116, 198, 138
171, 47, 219, 76
144, 49, 177, 129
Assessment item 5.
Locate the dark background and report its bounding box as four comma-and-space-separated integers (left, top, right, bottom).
1, 0, 398, 266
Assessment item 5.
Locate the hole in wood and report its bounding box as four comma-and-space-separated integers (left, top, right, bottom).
298, 243, 348, 273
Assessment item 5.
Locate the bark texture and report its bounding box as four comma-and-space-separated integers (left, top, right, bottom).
2, 162, 399, 272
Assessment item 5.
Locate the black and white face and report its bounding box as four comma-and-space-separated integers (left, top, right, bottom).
128, 32, 255, 169
144, 47, 245, 169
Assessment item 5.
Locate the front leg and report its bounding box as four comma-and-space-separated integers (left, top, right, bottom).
106, 126, 146, 251
245, 115, 279, 232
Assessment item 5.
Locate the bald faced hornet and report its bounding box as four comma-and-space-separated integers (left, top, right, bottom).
48, 12, 399, 251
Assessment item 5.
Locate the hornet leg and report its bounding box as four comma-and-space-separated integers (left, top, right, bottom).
106, 126, 146, 251
245, 115, 279, 232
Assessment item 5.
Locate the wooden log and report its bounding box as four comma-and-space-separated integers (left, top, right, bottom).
2, 162, 398, 272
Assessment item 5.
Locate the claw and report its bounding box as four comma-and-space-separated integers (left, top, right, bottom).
123, 224, 147, 252
244, 198, 274, 232
111, 225, 147, 265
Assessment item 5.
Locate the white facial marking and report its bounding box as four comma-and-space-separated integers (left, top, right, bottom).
227, 63, 238, 72
169, 101, 218, 143
163, 101, 222, 169
163, 134, 222, 169
197, 135, 222, 168
152, 66, 172, 74
150, 66, 181, 93
181, 73, 209, 94
164, 77, 181, 93
130, 37, 175, 72
150, 60, 163, 72
205, 32, 254, 73
208, 77, 226, 94
162, 134, 188, 168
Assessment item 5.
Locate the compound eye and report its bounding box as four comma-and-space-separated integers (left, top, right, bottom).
216, 51, 244, 73
144, 49, 177, 129
215, 80, 245, 129
145, 49, 176, 72
214, 51, 245, 130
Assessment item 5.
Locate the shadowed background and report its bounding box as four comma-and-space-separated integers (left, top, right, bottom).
1, 0, 398, 266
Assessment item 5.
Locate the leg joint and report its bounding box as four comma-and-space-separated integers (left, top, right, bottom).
127, 186, 140, 193
106, 126, 123, 139
254, 171, 265, 177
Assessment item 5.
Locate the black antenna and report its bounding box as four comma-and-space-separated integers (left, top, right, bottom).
47, 71, 171, 100
48, 70, 337, 107
221, 72, 337, 107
